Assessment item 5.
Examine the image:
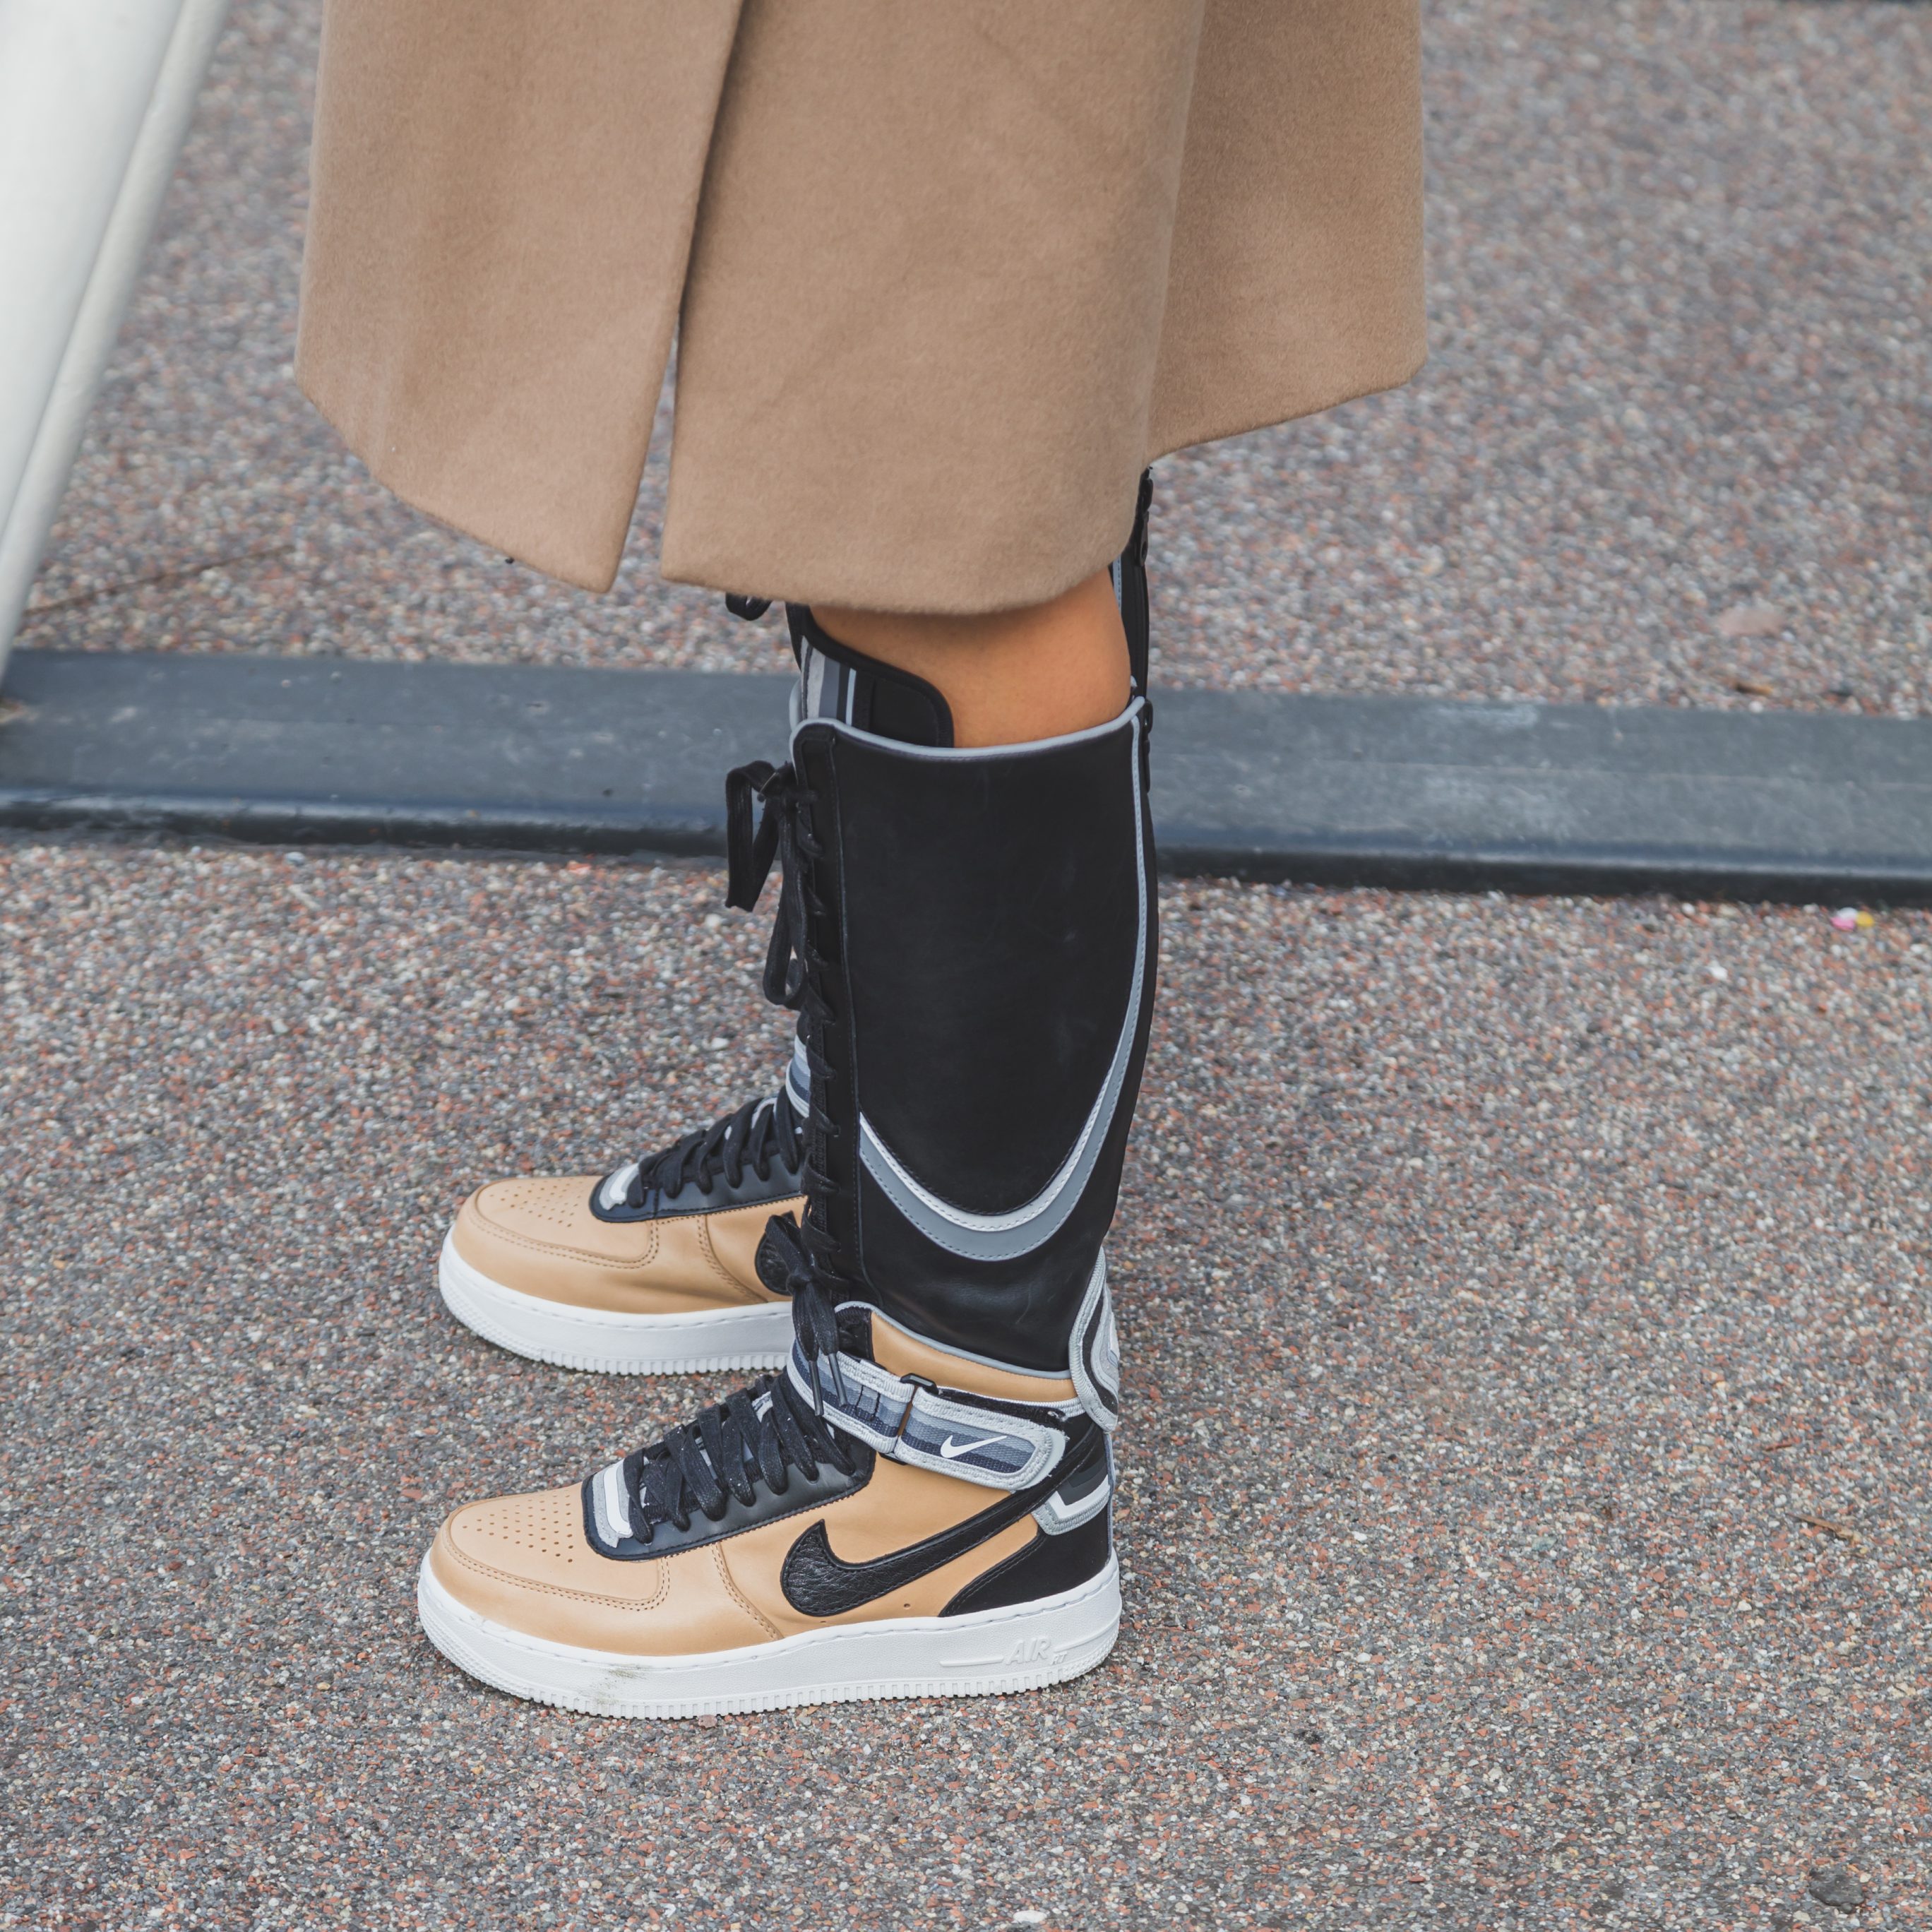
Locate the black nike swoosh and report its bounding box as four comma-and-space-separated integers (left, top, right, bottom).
782, 1425, 1106, 1618
780, 1478, 1049, 1618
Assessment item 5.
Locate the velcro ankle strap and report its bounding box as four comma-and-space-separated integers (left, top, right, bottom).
786, 1344, 1068, 1491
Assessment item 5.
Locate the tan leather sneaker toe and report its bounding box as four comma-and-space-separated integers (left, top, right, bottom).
438, 1087, 806, 1373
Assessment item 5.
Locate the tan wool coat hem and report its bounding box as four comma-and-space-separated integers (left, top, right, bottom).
298, 0, 1426, 613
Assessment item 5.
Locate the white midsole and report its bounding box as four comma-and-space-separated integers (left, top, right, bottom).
417, 1550, 1121, 1719
436, 1229, 794, 1374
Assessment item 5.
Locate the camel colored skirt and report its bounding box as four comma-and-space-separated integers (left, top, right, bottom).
296, 0, 1424, 613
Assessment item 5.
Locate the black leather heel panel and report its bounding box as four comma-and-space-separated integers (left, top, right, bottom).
789, 707, 1157, 1371
940, 1508, 1112, 1618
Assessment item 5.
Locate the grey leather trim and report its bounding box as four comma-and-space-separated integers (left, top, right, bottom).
854, 713, 1148, 1262
1034, 1469, 1112, 1535
1068, 1250, 1122, 1431
589, 1459, 632, 1546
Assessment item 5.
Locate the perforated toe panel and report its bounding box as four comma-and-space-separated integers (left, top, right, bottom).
475, 1176, 598, 1238
445, 1484, 592, 1583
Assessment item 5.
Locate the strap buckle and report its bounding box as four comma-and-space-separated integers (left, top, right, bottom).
892, 1373, 938, 1445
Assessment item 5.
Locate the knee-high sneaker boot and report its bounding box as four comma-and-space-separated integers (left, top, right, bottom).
428, 477, 1155, 1383
416, 486, 1156, 1717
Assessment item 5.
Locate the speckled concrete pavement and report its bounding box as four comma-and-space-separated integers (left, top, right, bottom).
3, 839, 1927, 1929
19, 0, 1931, 715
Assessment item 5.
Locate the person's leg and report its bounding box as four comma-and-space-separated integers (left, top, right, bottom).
417, 493, 1156, 1717
435, 552, 1141, 1379
818, 568, 1129, 748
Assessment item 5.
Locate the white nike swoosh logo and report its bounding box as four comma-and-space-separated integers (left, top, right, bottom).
938, 1435, 1004, 1460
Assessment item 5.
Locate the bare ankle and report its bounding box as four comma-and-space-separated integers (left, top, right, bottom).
816, 570, 1129, 747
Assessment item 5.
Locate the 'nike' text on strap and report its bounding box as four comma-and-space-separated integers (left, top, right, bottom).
785, 1344, 1067, 1491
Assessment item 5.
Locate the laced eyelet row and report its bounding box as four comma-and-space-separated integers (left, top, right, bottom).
616, 752, 868, 1543
623, 1088, 803, 1210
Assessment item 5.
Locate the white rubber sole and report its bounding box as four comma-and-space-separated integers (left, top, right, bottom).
417, 1550, 1121, 1719
436, 1229, 794, 1375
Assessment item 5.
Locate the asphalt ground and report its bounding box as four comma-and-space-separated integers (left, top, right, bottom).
3, 839, 1928, 1930
18, 0, 1932, 715
8, 1, 1931, 1925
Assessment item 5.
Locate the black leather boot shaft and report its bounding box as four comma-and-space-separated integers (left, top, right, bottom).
792, 698, 1157, 1371
727, 475, 1157, 1384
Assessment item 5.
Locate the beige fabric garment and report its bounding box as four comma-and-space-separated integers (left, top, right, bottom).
298, 0, 1424, 613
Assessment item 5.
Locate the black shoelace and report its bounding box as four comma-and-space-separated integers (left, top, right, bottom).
724, 756, 864, 1310
607, 741, 883, 1545
594, 748, 878, 1548
626, 1087, 803, 1208
604, 749, 898, 1544
624, 1234, 857, 1540
609, 750, 821, 1216
724, 758, 816, 1010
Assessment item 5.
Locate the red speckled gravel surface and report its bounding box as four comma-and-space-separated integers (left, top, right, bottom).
19, 0, 1931, 714
4, 841, 1927, 1928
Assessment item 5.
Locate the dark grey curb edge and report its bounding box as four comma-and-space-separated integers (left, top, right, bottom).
1155, 828, 1932, 904
0, 789, 725, 859
4, 648, 1931, 904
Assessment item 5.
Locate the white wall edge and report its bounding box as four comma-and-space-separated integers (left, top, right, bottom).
0, 0, 234, 680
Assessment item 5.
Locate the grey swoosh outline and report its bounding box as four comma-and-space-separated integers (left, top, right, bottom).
856, 717, 1147, 1263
